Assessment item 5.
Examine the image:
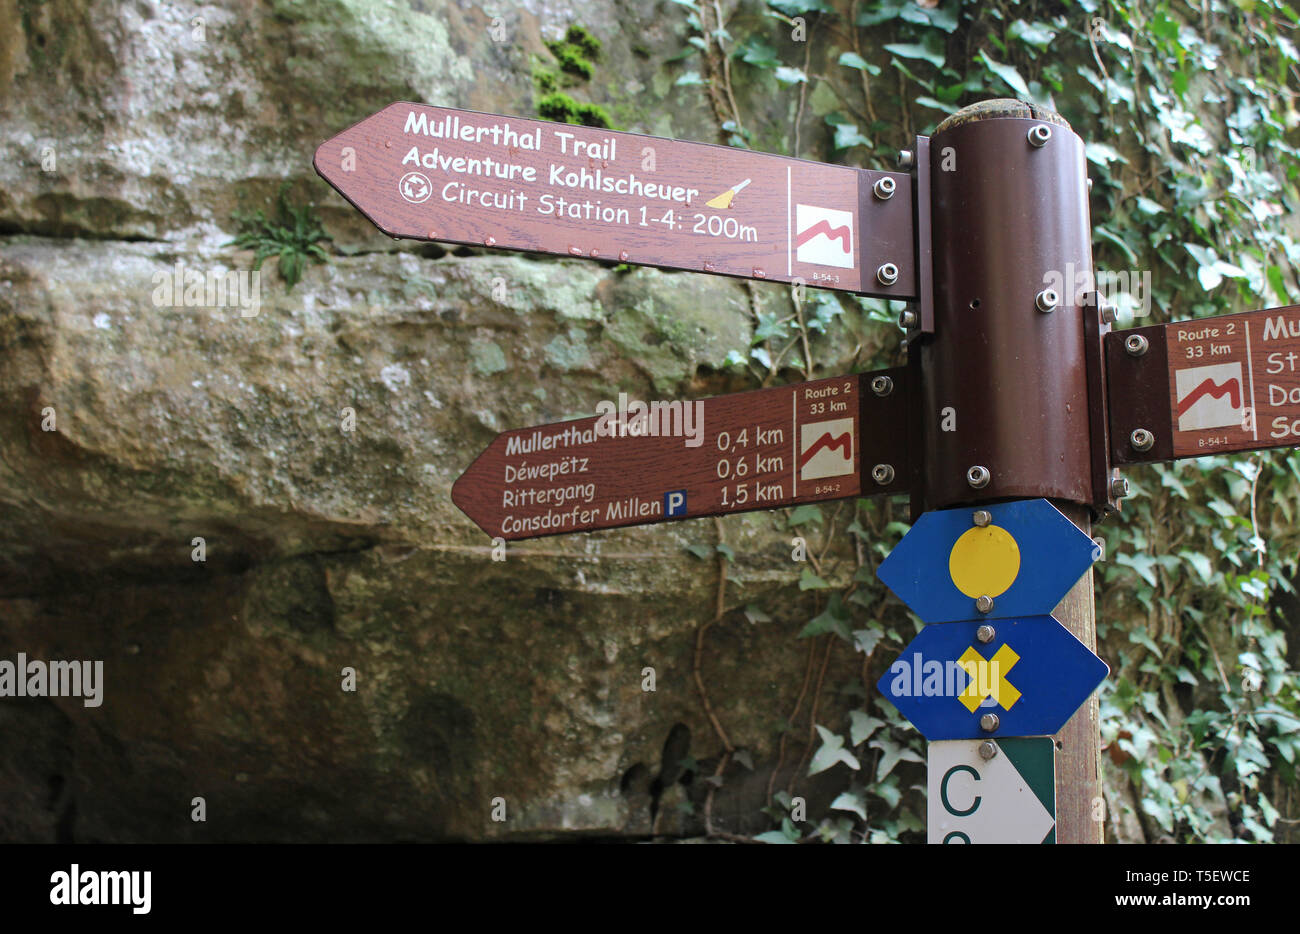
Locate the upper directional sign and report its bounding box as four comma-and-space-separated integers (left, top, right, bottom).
315, 103, 916, 298
928, 737, 1056, 844
876, 499, 1100, 623
878, 615, 1109, 741
452, 369, 912, 540
1108, 303, 1300, 463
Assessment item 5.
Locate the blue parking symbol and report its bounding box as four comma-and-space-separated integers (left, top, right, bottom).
664, 490, 688, 517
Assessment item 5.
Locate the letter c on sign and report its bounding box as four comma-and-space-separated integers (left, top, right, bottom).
941, 764, 981, 817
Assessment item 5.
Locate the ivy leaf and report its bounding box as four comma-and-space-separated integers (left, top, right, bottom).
773, 66, 808, 85
737, 36, 780, 69
754, 830, 797, 844
978, 50, 1030, 96
837, 51, 881, 75
788, 504, 823, 526
798, 567, 831, 590
869, 735, 924, 781
744, 603, 772, 624
810, 725, 862, 775
675, 71, 706, 86
830, 791, 868, 820
853, 627, 884, 656
884, 40, 945, 69
850, 710, 885, 746
799, 594, 852, 640
685, 544, 713, 560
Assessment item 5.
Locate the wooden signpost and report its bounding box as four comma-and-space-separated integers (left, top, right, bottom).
316, 98, 1293, 844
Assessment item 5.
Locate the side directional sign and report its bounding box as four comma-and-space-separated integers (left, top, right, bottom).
876, 499, 1100, 623
929, 738, 1056, 844
315, 103, 917, 298
1108, 303, 1300, 463
878, 616, 1108, 741
452, 369, 911, 540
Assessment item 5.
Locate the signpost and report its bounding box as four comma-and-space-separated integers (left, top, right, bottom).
317, 97, 1295, 845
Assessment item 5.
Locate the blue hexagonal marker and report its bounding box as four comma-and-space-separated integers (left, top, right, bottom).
878, 615, 1109, 740
877, 498, 1101, 623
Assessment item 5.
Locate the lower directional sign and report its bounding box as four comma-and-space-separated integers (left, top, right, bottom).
878, 616, 1108, 740
929, 737, 1056, 844
452, 370, 910, 540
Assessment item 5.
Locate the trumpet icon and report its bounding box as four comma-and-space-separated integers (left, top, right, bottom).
705, 178, 751, 209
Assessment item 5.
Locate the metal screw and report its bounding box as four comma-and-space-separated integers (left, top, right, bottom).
966, 465, 991, 489
975, 595, 994, 615
1035, 288, 1060, 313
1100, 302, 1118, 324
1028, 124, 1053, 148
1125, 333, 1149, 356
980, 713, 1000, 732
976, 624, 996, 643
873, 177, 896, 200
877, 263, 899, 286
1092, 536, 1106, 560
871, 464, 895, 486
870, 375, 894, 397
978, 741, 998, 761
972, 509, 992, 528
897, 149, 915, 169
1111, 477, 1130, 499
898, 309, 918, 329
1130, 428, 1155, 452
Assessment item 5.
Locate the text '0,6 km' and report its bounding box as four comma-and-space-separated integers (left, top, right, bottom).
451, 375, 878, 540
314, 103, 916, 298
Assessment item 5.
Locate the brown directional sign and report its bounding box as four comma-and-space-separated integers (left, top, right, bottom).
451, 369, 912, 540
1107, 303, 1300, 463
315, 103, 916, 298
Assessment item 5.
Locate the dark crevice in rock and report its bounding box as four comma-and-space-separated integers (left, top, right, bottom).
0, 223, 163, 244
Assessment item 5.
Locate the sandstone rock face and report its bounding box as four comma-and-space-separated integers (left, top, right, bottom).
0, 0, 889, 840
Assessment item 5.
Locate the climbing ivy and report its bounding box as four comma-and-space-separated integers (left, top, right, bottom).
667, 0, 1299, 843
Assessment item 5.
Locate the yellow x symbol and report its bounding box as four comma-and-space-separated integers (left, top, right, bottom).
956, 644, 1021, 712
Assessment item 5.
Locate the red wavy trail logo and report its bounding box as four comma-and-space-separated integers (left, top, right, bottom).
1177, 377, 1241, 416
795, 220, 852, 253
798, 431, 852, 469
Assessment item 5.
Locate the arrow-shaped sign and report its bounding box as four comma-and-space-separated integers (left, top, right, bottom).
314, 102, 916, 297
452, 369, 912, 540
876, 498, 1100, 623
878, 615, 1108, 741
928, 737, 1056, 844
1107, 302, 1300, 463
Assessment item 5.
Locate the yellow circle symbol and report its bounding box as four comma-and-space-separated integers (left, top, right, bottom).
948, 526, 1021, 598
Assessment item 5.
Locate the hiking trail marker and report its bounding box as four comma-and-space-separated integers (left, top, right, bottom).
929, 738, 1056, 844
317, 98, 1296, 845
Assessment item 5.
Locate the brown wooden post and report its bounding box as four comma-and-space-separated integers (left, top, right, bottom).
914, 100, 1106, 843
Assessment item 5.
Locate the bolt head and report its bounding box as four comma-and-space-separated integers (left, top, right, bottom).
1100, 302, 1118, 324
975, 595, 994, 615
870, 375, 894, 397
898, 309, 918, 329
877, 263, 899, 286
972, 509, 992, 527
978, 741, 998, 761
976, 624, 995, 643
979, 713, 1000, 732
897, 149, 915, 169
1130, 428, 1155, 452
1035, 288, 1060, 313
871, 463, 895, 486
1028, 124, 1053, 148
873, 176, 896, 200
1125, 333, 1149, 356
1111, 477, 1130, 499
966, 465, 991, 489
